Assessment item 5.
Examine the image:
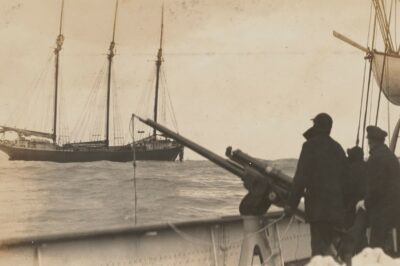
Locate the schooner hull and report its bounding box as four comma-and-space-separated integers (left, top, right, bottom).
0, 144, 181, 162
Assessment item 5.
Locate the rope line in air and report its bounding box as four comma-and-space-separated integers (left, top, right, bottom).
71, 59, 108, 142
130, 115, 138, 225
375, 0, 395, 126
356, 2, 374, 147
362, 11, 378, 149
356, 61, 368, 146
9, 51, 54, 131
111, 67, 124, 145
161, 68, 179, 131
387, 100, 391, 143
375, 51, 388, 126
373, 0, 398, 131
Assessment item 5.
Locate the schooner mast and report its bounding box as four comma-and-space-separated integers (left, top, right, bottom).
0, 0, 183, 163
105, 0, 119, 147
53, 0, 65, 143
153, 5, 164, 138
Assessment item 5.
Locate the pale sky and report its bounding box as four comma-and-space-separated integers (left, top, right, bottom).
0, 0, 397, 160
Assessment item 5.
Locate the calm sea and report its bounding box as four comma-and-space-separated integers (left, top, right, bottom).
0, 153, 297, 240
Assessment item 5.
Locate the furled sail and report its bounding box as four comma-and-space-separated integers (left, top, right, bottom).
372, 51, 400, 106
0, 126, 54, 139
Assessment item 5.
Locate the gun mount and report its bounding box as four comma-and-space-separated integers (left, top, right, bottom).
135, 115, 304, 220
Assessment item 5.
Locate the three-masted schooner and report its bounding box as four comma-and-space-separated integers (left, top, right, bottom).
0, 1, 183, 162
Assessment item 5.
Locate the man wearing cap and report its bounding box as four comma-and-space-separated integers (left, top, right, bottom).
357, 126, 400, 251
285, 113, 347, 256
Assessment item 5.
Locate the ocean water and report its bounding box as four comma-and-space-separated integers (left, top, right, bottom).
0, 153, 297, 241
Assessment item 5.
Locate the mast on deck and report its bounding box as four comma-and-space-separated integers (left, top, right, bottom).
153, 5, 164, 138
53, 0, 65, 144
105, 0, 118, 147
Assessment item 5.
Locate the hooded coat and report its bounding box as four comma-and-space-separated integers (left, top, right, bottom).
289, 130, 347, 224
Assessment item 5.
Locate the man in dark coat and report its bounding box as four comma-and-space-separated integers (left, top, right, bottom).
285, 113, 347, 256
359, 126, 400, 251
343, 146, 367, 229
338, 146, 368, 261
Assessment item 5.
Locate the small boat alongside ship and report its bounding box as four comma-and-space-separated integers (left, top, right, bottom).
0, 0, 183, 162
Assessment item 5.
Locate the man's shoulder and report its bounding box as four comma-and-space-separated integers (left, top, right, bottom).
303, 136, 345, 156
371, 144, 393, 157
328, 136, 343, 146
368, 145, 394, 163
309, 135, 344, 149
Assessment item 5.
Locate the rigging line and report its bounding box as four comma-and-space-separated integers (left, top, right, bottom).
396, 0, 399, 51
162, 68, 179, 131
388, 0, 395, 31
111, 66, 123, 144
161, 75, 167, 123
96, 75, 108, 140
58, 69, 64, 143
73, 67, 103, 137
387, 99, 391, 143
375, 0, 390, 51
354, 1, 372, 144
367, 2, 374, 47
375, 51, 388, 125
130, 115, 138, 225
162, 69, 178, 131
377, 0, 394, 51
10, 52, 54, 127
384, 0, 395, 52
112, 69, 116, 145
369, 82, 374, 125
385, 0, 395, 50
113, 91, 116, 145
356, 60, 369, 146
136, 67, 156, 127
34, 61, 54, 132
362, 13, 378, 149
73, 59, 108, 140
114, 83, 122, 143
135, 67, 155, 117
59, 0, 64, 35
162, 78, 171, 126
95, 74, 109, 139
375, 0, 393, 126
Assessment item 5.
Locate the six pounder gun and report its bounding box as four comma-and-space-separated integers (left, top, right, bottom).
135, 114, 306, 265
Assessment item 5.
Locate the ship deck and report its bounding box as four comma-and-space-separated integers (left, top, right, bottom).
0, 211, 311, 266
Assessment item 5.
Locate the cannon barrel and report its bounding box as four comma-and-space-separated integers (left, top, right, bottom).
135, 115, 304, 218
227, 148, 293, 193
135, 116, 247, 179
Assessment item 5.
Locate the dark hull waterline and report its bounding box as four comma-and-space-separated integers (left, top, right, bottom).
0, 144, 182, 163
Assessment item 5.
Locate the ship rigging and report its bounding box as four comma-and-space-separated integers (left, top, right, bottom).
0, 0, 183, 162
334, 0, 400, 153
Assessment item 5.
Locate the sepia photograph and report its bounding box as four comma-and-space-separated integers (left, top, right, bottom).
0, 0, 400, 265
